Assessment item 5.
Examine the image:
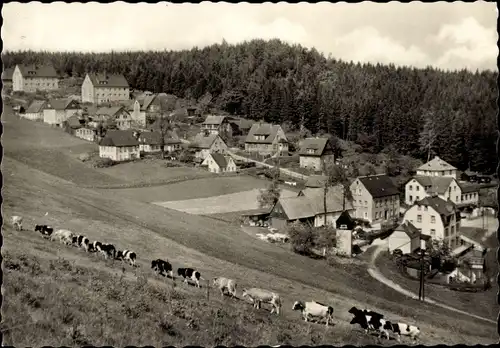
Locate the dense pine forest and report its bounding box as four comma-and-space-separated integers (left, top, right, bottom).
2, 39, 497, 173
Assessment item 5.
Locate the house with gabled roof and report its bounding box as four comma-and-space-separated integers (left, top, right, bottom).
190, 133, 228, 160
201, 153, 237, 173
270, 185, 355, 230
244, 122, 289, 156
299, 137, 335, 171
416, 156, 458, 179
43, 98, 81, 127
99, 130, 140, 162
387, 220, 431, 254
129, 93, 163, 127
95, 106, 131, 130
136, 130, 181, 154
350, 174, 400, 223
24, 100, 47, 121
2, 67, 14, 88
81, 72, 130, 104
200, 115, 231, 135
12, 64, 59, 92
403, 195, 461, 249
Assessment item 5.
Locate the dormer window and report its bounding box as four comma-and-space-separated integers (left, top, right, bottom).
307, 148, 315, 154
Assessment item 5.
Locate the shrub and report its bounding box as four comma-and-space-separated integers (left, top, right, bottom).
93, 158, 116, 168
288, 222, 314, 256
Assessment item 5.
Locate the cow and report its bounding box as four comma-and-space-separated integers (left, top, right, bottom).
151, 259, 174, 279
177, 267, 203, 288
116, 250, 137, 267
292, 301, 334, 326
212, 277, 237, 298
100, 243, 116, 259
11, 216, 23, 231
51, 229, 75, 245
348, 306, 385, 334
34, 224, 54, 238
242, 288, 281, 315
90, 241, 102, 253
383, 321, 420, 342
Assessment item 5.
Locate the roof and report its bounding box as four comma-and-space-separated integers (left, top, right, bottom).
459, 182, 481, 194
411, 176, 454, 195
210, 153, 230, 169
25, 100, 46, 113
305, 175, 328, 188
240, 207, 273, 216
202, 115, 226, 125
230, 118, 254, 131
138, 131, 163, 145
99, 130, 139, 147
66, 115, 84, 129
299, 186, 354, 214
16, 65, 58, 78
358, 174, 399, 198
192, 133, 219, 149
96, 106, 126, 118
46, 98, 79, 111
299, 137, 330, 157
417, 156, 457, 172
88, 72, 129, 88
278, 196, 317, 220
414, 196, 457, 217
394, 220, 421, 239
245, 123, 284, 144
459, 227, 486, 247
2, 67, 14, 81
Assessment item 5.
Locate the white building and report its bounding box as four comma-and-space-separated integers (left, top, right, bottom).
43, 99, 81, 127
416, 156, 458, 179
24, 100, 46, 121
387, 220, 431, 254
201, 153, 237, 173
98, 130, 140, 162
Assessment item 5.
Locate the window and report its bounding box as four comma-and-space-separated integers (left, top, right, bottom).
454, 186, 456, 191
364, 212, 367, 218
364, 201, 367, 205
430, 229, 436, 236
417, 228, 422, 233
409, 185, 413, 191
456, 196, 458, 201
416, 196, 419, 201
431, 215, 436, 223
375, 212, 378, 219
417, 205, 421, 211
416, 186, 420, 191
417, 215, 422, 222
409, 195, 413, 201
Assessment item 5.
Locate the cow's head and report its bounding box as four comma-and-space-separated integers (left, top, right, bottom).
241, 289, 248, 298
348, 306, 359, 315
151, 260, 157, 269
211, 277, 218, 286
292, 301, 304, 311
34, 225, 42, 232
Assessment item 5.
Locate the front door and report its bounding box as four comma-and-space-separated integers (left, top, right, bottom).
384, 210, 388, 220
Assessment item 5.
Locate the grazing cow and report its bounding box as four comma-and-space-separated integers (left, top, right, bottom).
242, 288, 281, 315
90, 241, 102, 253
292, 301, 334, 326
177, 267, 203, 288
11, 216, 23, 231
51, 229, 75, 245
34, 224, 53, 238
151, 259, 174, 279
212, 277, 237, 298
383, 321, 420, 342
100, 243, 116, 259
348, 306, 385, 334
116, 250, 137, 266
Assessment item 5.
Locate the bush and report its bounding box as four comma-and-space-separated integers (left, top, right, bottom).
93, 158, 116, 168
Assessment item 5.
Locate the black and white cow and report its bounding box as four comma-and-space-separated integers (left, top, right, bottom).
116, 250, 137, 267
383, 321, 421, 342
100, 243, 116, 259
90, 241, 102, 253
151, 259, 174, 278
34, 224, 54, 238
292, 301, 334, 326
348, 306, 385, 334
177, 267, 203, 288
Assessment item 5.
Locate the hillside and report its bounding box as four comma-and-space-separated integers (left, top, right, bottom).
2, 40, 497, 173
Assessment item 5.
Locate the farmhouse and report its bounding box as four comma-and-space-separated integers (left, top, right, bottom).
190, 133, 228, 160
137, 130, 179, 154
43, 99, 81, 127
81, 72, 130, 104
24, 100, 46, 121
129, 93, 162, 127
95, 106, 131, 130
12, 64, 59, 92
200, 115, 231, 135
245, 122, 289, 156
350, 174, 400, 223
201, 153, 237, 173
270, 186, 355, 229
298, 137, 335, 171
416, 156, 458, 179
387, 220, 431, 255
99, 130, 140, 162
403, 195, 461, 249
2, 67, 14, 88
75, 127, 97, 142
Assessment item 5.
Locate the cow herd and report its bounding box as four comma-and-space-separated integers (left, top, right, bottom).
11, 215, 422, 343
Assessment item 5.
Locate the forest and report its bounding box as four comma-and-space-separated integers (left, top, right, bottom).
2, 39, 498, 173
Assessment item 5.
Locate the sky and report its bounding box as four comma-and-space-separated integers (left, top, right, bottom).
1, 1, 498, 72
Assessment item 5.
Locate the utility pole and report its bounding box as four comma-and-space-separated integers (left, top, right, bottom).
418, 249, 425, 301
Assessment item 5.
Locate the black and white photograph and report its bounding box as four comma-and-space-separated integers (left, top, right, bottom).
1, 1, 498, 346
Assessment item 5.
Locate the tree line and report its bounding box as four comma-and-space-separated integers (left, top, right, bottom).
2, 39, 497, 173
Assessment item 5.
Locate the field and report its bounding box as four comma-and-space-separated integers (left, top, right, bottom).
2, 109, 497, 345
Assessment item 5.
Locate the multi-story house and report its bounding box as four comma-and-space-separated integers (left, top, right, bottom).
200, 115, 231, 135
416, 156, 458, 179
99, 130, 140, 162
12, 64, 59, 92
95, 106, 131, 130
43, 98, 81, 127
244, 122, 289, 156
190, 133, 228, 160
298, 137, 335, 171
129, 93, 163, 127
81, 72, 129, 104
350, 174, 400, 223
403, 195, 461, 249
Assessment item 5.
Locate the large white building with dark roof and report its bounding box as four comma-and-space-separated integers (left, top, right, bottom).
81, 72, 130, 104
12, 64, 59, 92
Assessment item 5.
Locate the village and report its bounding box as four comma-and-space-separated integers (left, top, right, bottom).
2, 63, 497, 295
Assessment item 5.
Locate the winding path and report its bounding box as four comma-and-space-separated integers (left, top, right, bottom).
366, 244, 496, 325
